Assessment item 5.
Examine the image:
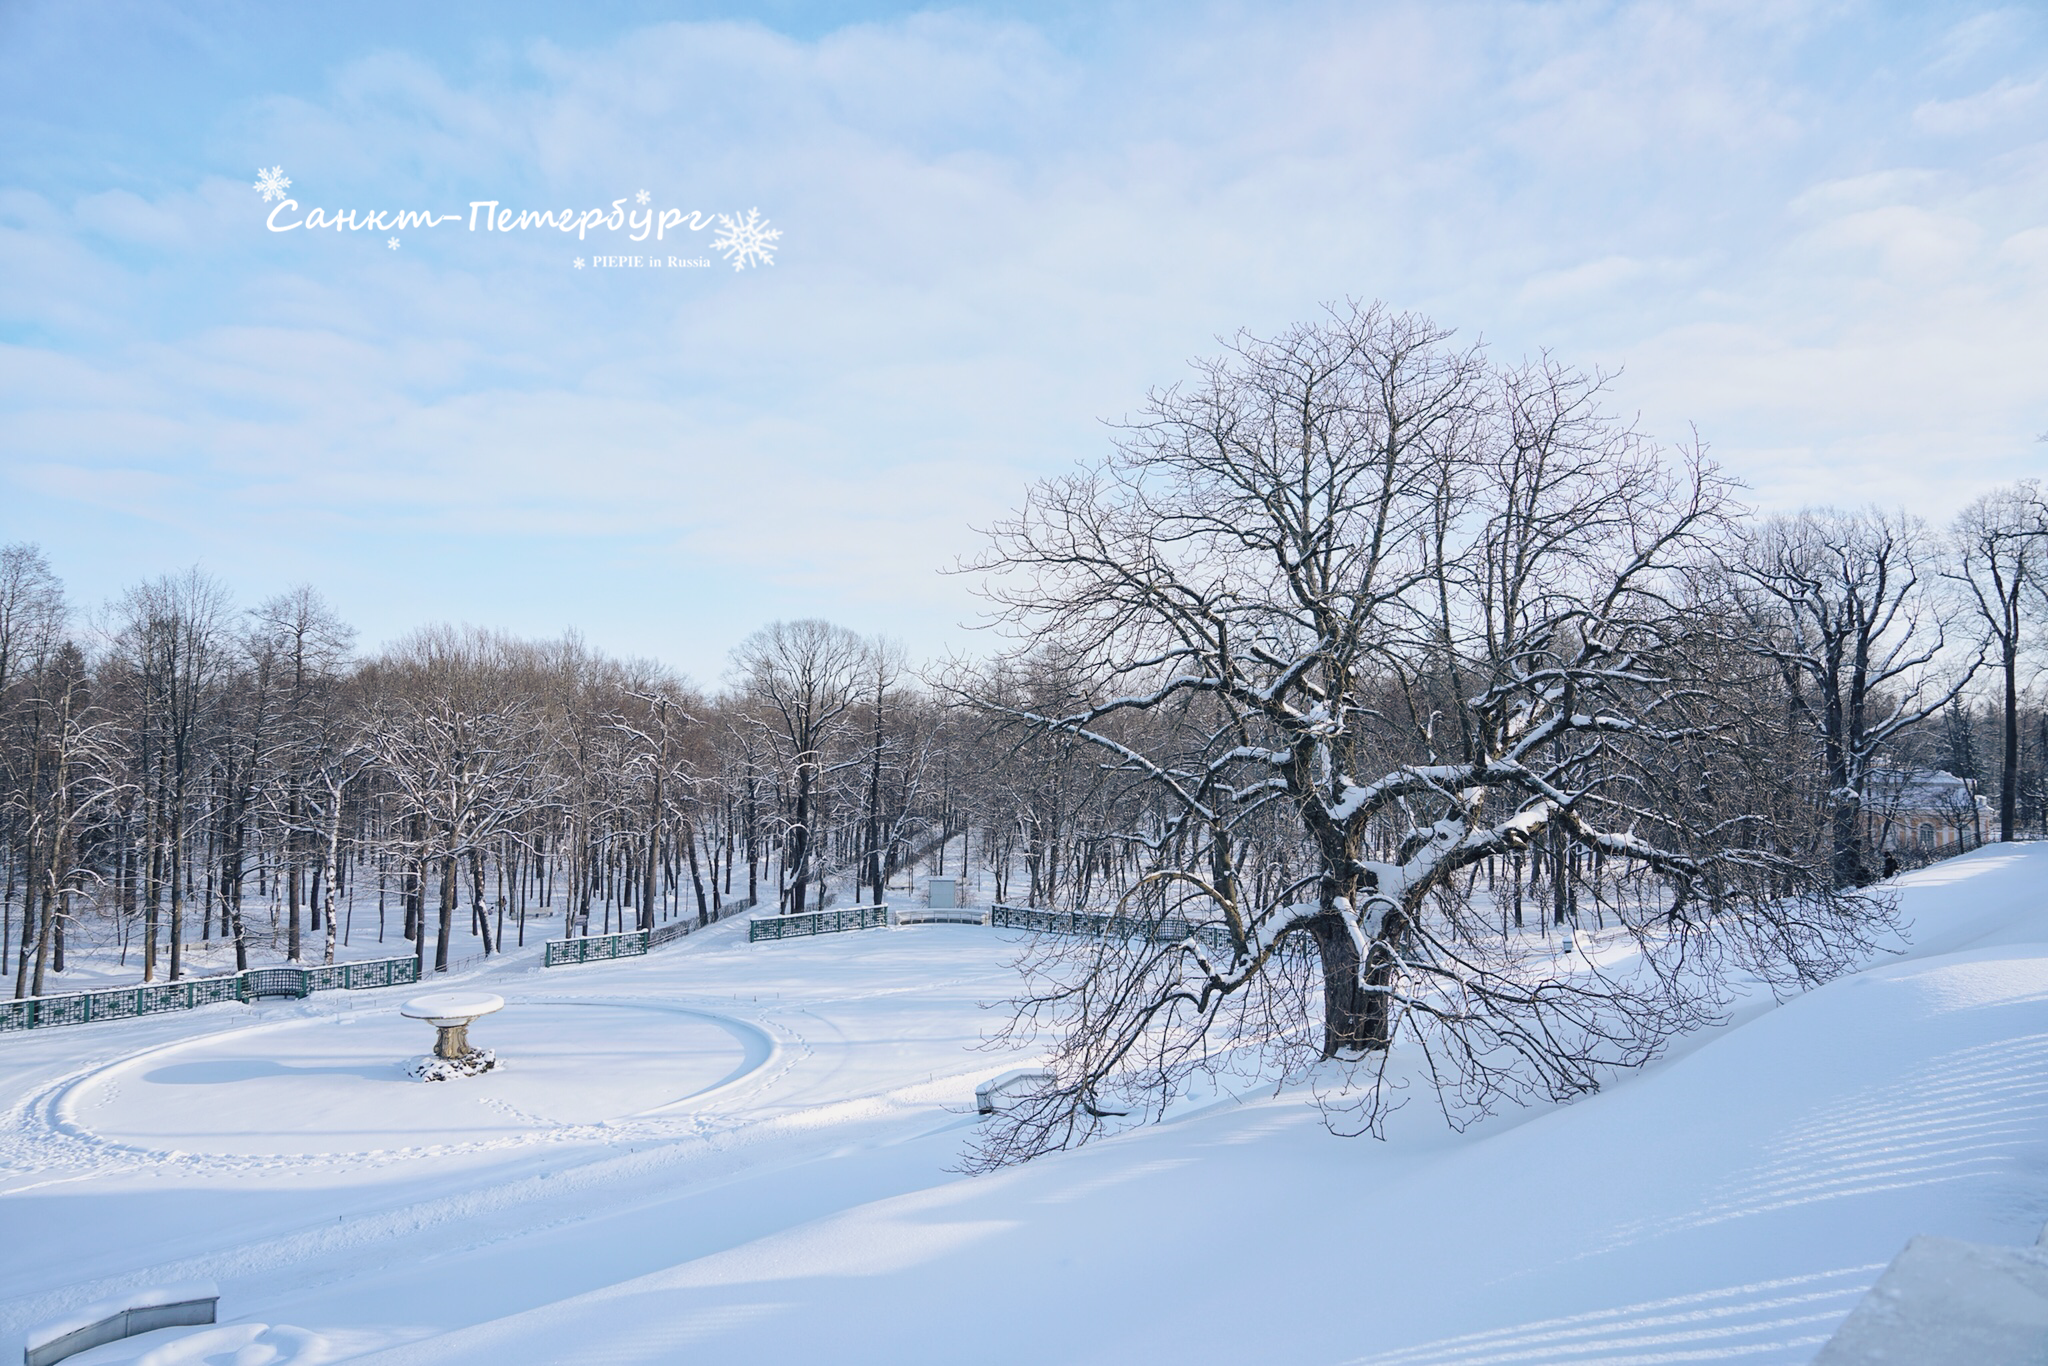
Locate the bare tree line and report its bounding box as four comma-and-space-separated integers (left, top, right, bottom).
0, 575, 981, 996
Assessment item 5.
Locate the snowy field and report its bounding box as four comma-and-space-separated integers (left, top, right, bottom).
4, 847, 2047, 1365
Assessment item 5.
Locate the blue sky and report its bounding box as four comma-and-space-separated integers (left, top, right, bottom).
2, 1, 2044, 681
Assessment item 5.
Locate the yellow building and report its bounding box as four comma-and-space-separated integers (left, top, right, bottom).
1862, 769, 1988, 854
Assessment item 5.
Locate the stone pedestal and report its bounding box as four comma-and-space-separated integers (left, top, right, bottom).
400, 991, 505, 1083
434, 1021, 470, 1060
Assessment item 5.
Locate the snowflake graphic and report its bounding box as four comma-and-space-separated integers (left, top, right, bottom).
635, 189, 651, 206
253, 166, 291, 202
387, 237, 400, 250
711, 209, 781, 271
574, 257, 586, 269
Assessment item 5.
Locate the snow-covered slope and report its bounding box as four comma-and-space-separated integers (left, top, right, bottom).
6, 846, 2046, 1365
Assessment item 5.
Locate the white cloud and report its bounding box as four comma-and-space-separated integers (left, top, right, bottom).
2, 1, 2046, 675
1928, 7, 2039, 73
1914, 75, 2047, 135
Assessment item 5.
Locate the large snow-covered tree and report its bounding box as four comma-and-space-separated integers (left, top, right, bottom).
963, 302, 1891, 1163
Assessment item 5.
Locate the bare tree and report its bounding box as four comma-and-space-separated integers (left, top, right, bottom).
367, 628, 553, 972
1730, 509, 1974, 886
1949, 483, 2047, 841
0, 545, 65, 707
731, 621, 866, 914
959, 303, 1889, 1165
249, 588, 356, 961
857, 639, 907, 906
111, 571, 233, 980
609, 683, 698, 929
0, 544, 67, 978
306, 738, 374, 965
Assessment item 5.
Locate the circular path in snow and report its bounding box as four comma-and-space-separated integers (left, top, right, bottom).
60, 1000, 769, 1158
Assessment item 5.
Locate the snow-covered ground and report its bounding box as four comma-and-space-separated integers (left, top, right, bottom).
4, 846, 2046, 1364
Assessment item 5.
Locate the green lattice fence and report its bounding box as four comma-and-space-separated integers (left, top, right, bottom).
244, 968, 310, 999
338, 957, 415, 989
0, 955, 421, 1034
540, 898, 756, 968
544, 929, 650, 967
748, 906, 890, 942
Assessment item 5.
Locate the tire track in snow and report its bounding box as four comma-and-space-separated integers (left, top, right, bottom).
1606, 1032, 2048, 1248
0, 999, 786, 1179
0, 999, 818, 1342
1341, 1265, 1878, 1365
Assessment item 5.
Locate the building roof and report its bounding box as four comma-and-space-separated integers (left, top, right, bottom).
1865, 768, 1982, 810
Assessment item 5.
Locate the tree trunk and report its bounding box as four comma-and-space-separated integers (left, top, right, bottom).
1, 845, 12, 982
2001, 641, 2020, 841
704, 821, 722, 914
200, 818, 215, 942
578, 833, 594, 935
866, 692, 885, 906
786, 768, 812, 914
13, 830, 39, 996
52, 884, 66, 975
685, 820, 711, 925
29, 876, 54, 999
322, 797, 344, 965
143, 778, 162, 981
435, 848, 456, 971
161, 812, 178, 979
644, 732, 663, 932
287, 850, 302, 963
1309, 906, 1387, 1055
31, 813, 67, 998
469, 848, 493, 954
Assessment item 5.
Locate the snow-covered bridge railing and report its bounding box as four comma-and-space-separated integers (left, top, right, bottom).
244, 957, 419, 999
545, 928, 649, 967
891, 907, 990, 926
543, 899, 753, 967
649, 917, 698, 948
990, 904, 1236, 955
0, 955, 421, 1034
733, 900, 1276, 957
749, 906, 891, 942
734, 901, 1240, 950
